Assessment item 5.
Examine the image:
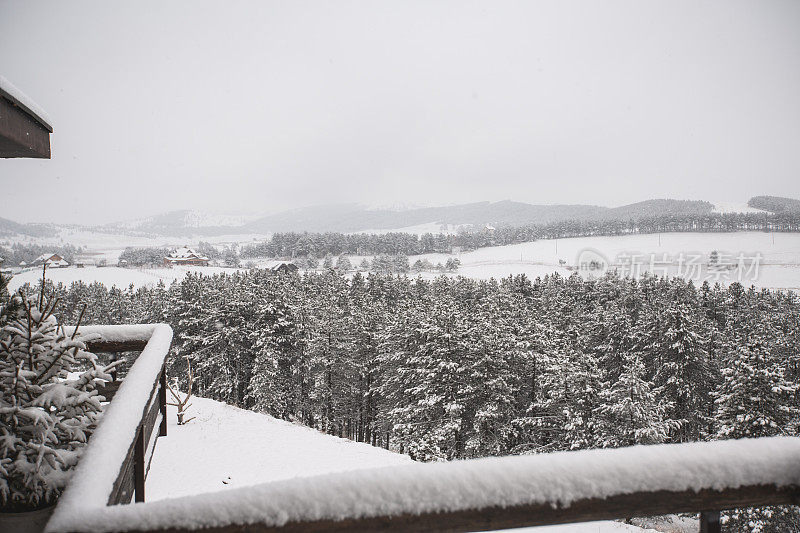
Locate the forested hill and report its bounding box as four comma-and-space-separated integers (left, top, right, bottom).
241, 199, 714, 234
748, 195, 800, 213
0, 216, 55, 238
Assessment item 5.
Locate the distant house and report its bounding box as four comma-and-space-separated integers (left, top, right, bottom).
164, 247, 210, 267
33, 253, 69, 268
74, 255, 96, 269
271, 262, 299, 275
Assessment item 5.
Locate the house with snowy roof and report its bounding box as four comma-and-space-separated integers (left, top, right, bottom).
270, 261, 299, 274
33, 253, 69, 268
163, 247, 210, 267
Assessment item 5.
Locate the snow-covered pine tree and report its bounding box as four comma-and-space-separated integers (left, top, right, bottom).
0, 285, 111, 510
714, 317, 798, 440
646, 294, 713, 442
0, 272, 18, 327
595, 353, 675, 447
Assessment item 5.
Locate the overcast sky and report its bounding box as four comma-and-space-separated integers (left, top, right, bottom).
1, 1, 799, 225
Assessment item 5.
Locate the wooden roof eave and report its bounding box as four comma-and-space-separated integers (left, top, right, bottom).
0, 84, 52, 159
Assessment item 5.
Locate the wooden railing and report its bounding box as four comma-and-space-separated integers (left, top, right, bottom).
44, 324, 800, 533
46, 324, 173, 532
90, 336, 169, 505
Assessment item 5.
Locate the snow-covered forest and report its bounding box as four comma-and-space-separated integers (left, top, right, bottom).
240, 211, 800, 259
9, 267, 800, 528
23, 270, 799, 457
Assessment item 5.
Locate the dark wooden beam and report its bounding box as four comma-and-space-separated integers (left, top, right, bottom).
86, 339, 149, 353
97, 380, 123, 402
0, 95, 50, 158
143, 484, 800, 533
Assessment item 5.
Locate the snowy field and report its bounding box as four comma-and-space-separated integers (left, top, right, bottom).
6, 265, 244, 292
2, 229, 264, 263
415, 231, 800, 290
148, 397, 662, 532
7, 232, 800, 292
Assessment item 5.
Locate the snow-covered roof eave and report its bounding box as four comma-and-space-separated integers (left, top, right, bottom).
0, 75, 53, 133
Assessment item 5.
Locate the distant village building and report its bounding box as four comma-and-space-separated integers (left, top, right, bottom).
33, 253, 69, 268
74, 254, 98, 269
164, 247, 210, 267
271, 262, 299, 275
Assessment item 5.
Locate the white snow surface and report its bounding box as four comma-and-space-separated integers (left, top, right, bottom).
146, 397, 412, 501
7, 265, 243, 293
46, 435, 800, 532
46, 324, 173, 530
0, 74, 53, 131
9, 231, 800, 293
64, 323, 159, 343
414, 231, 800, 290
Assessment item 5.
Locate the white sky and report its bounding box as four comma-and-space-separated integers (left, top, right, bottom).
1, 0, 799, 225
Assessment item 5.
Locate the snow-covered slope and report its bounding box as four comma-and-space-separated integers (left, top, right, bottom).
147, 397, 411, 501
106, 209, 260, 232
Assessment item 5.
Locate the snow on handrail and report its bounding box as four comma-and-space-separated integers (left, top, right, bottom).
46, 324, 173, 532
45, 436, 800, 532
63, 324, 160, 344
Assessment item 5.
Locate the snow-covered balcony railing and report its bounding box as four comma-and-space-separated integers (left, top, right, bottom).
53, 324, 172, 510
46, 433, 800, 533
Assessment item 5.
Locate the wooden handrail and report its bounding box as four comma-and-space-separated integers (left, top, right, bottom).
131, 484, 797, 533
46, 325, 173, 533
46, 427, 800, 533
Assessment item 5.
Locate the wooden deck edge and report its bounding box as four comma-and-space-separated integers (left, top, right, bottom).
142, 484, 800, 533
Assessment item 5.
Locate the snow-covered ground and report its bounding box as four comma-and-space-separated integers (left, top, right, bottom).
414, 231, 800, 290
147, 397, 412, 501
6, 265, 244, 292
148, 397, 659, 532
7, 232, 800, 292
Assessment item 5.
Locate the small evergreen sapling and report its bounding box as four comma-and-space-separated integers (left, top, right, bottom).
0, 277, 112, 511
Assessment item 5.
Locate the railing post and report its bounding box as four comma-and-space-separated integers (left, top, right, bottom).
159, 365, 168, 437
700, 511, 721, 533
134, 424, 145, 502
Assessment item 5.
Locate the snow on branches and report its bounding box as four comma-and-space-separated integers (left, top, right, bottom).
0, 274, 113, 510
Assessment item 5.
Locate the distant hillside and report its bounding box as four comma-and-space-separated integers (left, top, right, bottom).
0, 199, 719, 240
605, 199, 713, 220
100, 209, 258, 237
242, 199, 713, 234
0, 216, 55, 238
748, 196, 800, 214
